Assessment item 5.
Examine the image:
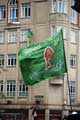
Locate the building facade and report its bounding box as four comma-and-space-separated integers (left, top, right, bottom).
0, 0, 80, 120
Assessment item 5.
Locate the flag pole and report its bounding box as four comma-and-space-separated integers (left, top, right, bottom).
67, 0, 73, 112
63, 45, 73, 112
26, 29, 35, 120
66, 73, 73, 112
61, 28, 73, 112
27, 29, 33, 47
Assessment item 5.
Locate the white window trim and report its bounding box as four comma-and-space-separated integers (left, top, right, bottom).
6, 80, 15, 97
8, 31, 17, 43
57, 0, 62, 13
51, 0, 56, 13
51, 25, 56, 36
21, 3, 30, 18
10, 0, 17, 5
10, 7, 18, 22
63, 0, 67, 14
0, 55, 4, 67
71, 9, 77, 24
69, 81, 76, 103
0, 32, 4, 43
70, 54, 76, 68
18, 80, 28, 97
7, 54, 16, 66
71, 30, 77, 43
0, 81, 3, 92
10, 0, 18, 22
20, 29, 28, 42
0, 5, 5, 20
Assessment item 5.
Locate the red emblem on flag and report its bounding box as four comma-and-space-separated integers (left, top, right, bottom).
44, 46, 54, 70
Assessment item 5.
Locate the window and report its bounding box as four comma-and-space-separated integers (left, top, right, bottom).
10, 0, 18, 22
10, 7, 18, 22
57, 0, 62, 13
71, 0, 75, 6
20, 29, 28, 42
57, 25, 62, 31
71, 10, 77, 24
63, 27, 67, 39
0, 32, 4, 43
51, 0, 56, 13
8, 31, 17, 43
7, 54, 16, 66
71, 30, 77, 43
0, 55, 4, 67
71, 0, 77, 24
0, 5, 5, 20
18, 80, 28, 96
69, 81, 76, 103
51, 0, 67, 14
70, 54, 76, 68
7, 0, 19, 23
0, 81, 3, 93
21, 3, 31, 18
51, 25, 56, 36
63, 0, 67, 13
10, 0, 18, 5
6, 80, 15, 97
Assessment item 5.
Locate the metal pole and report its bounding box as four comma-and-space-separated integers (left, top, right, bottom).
67, 73, 72, 112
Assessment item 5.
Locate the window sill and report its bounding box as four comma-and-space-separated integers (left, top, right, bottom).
70, 42, 77, 45
18, 96, 28, 99
70, 66, 76, 69
0, 19, 5, 21
8, 42, 16, 44
0, 43, 4, 44
21, 17, 30, 19
19, 41, 26, 43
7, 65, 16, 67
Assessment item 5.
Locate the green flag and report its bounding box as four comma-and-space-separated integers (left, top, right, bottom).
18, 29, 67, 85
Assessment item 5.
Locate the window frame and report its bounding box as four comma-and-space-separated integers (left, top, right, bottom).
8, 31, 17, 43
69, 81, 76, 103
0, 81, 3, 93
63, 0, 67, 14
6, 80, 16, 97
10, 7, 18, 22
0, 54, 4, 67
21, 3, 31, 18
57, 0, 62, 13
18, 80, 28, 97
51, 25, 56, 36
9, 0, 18, 23
10, 0, 18, 5
70, 0, 77, 24
70, 54, 77, 68
20, 29, 28, 42
7, 54, 16, 66
0, 5, 6, 20
0, 31, 4, 43
51, 0, 56, 13
71, 9, 77, 24
70, 30, 77, 44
